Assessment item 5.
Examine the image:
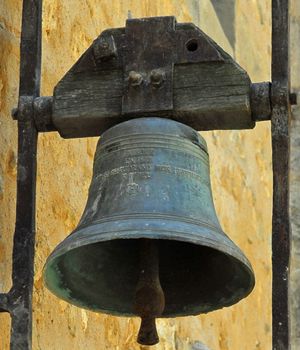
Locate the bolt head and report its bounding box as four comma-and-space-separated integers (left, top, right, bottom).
128, 71, 143, 86
150, 69, 165, 87
93, 36, 117, 62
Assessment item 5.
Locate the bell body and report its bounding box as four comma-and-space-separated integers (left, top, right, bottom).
43, 117, 254, 317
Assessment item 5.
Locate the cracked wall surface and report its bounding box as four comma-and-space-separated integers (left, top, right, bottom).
0, 1, 278, 349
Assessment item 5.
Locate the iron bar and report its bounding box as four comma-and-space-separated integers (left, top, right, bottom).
9, 118, 38, 349
0, 0, 42, 349
271, 0, 291, 349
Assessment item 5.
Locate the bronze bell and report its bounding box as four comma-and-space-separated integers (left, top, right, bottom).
43, 117, 255, 345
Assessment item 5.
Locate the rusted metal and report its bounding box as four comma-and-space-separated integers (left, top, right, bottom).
10, 116, 38, 349
289, 92, 297, 105
12, 96, 55, 132
0, 0, 42, 349
19, 1, 42, 97
134, 239, 165, 346
33, 96, 54, 132
271, 0, 291, 349
250, 82, 272, 121
93, 34, 117, 63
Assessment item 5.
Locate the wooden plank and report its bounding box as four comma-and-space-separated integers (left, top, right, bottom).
53, 60, 253, 138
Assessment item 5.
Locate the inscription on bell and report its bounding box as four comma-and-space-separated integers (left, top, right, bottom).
154, 164, 205, 183
96, 163, 204, 183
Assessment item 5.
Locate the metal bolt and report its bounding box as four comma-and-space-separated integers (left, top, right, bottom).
290, 92, 298, 105
93, 36, 117, 62
128, 71, 143, 87
150, 69, 165, 88
11, 107, 19, 120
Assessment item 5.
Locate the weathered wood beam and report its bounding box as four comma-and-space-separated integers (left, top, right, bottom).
13, 18, 273, 139
50, 19, 259, 139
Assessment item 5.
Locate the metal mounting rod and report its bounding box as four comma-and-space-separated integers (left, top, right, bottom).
12, 82, 273, 137
0, 1, 42, 349
271, 0, 291, 349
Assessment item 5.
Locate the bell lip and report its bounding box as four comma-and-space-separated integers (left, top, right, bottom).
43, 217, 255, 317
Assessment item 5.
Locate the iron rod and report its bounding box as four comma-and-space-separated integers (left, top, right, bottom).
8, 0, 42, 348
271, 0, 291, 349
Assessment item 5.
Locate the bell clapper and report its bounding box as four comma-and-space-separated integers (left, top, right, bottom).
134, 239, 165, 346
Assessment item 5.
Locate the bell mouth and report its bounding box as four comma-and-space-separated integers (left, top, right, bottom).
43, 217, 255, 317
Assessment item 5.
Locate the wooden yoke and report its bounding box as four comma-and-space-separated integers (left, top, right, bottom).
49, 16, 270, 138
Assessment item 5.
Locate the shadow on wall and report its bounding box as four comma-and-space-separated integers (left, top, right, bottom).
210, 0, 235, 50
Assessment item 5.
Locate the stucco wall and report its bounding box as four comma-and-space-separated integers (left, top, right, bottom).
0, 1, 274, 349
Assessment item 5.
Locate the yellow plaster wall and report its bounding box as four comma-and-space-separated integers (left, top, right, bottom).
0, 1, 272, 349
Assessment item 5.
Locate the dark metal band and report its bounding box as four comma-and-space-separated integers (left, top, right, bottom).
0, 1, 42, 349
271, 0, 291, 349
